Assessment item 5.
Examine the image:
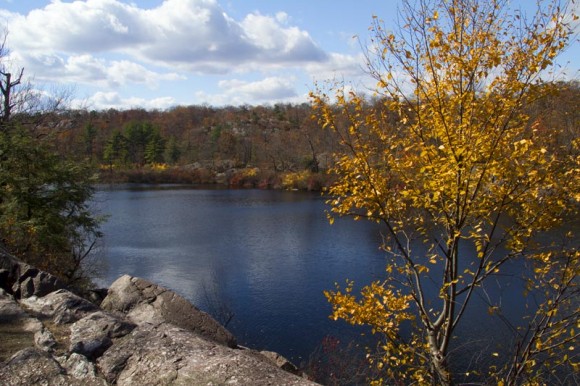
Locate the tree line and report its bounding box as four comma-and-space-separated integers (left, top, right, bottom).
44, 80, 579, 189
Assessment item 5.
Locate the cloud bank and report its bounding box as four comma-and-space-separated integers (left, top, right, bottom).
0, 0, 363, 108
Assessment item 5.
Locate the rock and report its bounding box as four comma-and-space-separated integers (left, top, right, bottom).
260, 350, 302, 376
33, 271, 65, 298
0, 252, 319, 385
102, 274, 237, 348
21, 289, 99, 325
85, 288, 109, 306
0, 249, 65, 299
0, 348, 106, 386
34, 327, 57, 352
69, 311, 135, 359
98, 322, 316, 386
57, 353, 107, 385
0, 288, 43, 361
0, 347, 69, 385
0, 250, 22, 291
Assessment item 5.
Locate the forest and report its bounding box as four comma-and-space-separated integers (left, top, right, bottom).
44, 80, 579, 190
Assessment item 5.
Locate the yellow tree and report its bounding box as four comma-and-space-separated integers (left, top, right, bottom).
311, 0, 579, 384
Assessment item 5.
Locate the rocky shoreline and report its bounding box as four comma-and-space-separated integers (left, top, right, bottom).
0, 250, 317, 385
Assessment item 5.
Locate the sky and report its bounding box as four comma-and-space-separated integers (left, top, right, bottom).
0, 0, 577, 110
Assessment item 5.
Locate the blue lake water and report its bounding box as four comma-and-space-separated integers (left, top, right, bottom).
92, 184, 564, 376
93, 185, 388, 363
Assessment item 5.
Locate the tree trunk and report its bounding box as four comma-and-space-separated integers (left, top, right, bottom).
431, 352, 452, 386
428, 331, 453, 385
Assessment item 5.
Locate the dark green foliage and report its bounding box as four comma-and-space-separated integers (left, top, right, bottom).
82, 123, 97, 160
103, 130, 129, 167
144, 130, 165, 164
103, 122, 166, 166
0, 127, 103, 284
164, 136, 181, 164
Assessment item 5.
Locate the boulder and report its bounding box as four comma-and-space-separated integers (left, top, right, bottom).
101, 275, 237, 348
0, 249, 65, 299
69, 311, 135, 359
0, 347, 106, 386
57, 352, 107, 385
98, 322, 315, 386
21, 289, 99, 325
260, 350, 302, 376
34, 326, 57, 352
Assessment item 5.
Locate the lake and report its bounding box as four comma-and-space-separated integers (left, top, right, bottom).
93, 185, 389, 364
91, 184, 554, 376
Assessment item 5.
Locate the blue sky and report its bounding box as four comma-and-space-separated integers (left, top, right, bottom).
0, 0, 577, 110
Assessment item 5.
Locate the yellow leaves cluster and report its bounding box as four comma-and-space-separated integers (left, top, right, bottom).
325, 278, 431, 382
313, 0, 578, 383
325, 279, 414, 330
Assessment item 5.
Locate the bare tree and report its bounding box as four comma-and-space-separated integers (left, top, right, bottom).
0, 31, 71, 130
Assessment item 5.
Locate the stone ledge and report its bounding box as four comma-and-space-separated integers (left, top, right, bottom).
0, 252, 318, 385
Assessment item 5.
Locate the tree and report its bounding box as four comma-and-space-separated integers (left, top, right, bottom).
311, 0, 579, 384
0, 129, 103, 283
0, 35, 103, 286
144, 129, 165, 165
164, 136, 181, 165
0, 34, 25, 128
82, 122, 98, 160
0, 35, 70, 130
103, 130, 129, 168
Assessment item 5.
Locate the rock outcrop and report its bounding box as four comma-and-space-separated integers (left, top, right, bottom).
0, 251, 317, 385
0, 249, 66, 299
101, 274, 237, 348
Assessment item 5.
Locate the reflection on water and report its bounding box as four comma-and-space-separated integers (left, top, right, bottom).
92, 184, 562, 370
94, 185, 386, 362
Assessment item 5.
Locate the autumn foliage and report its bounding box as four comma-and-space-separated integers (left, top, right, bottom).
311, 0, 578, 384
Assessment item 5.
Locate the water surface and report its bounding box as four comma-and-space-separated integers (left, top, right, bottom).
93, 184, 567, 374
94, 185, 386, 362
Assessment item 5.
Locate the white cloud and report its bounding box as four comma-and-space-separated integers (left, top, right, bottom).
73, 91, 177, 110
108, 60, 185, 87
306, 52, 368, 84
4, 0, 328, 76
196, 76, 301, 106
9, 51, 183, 89
0, 0, 367, 108
6, 0, 142, 52
239, 11, 325, 64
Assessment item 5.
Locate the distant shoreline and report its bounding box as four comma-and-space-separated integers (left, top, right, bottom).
96, 165, 333, 192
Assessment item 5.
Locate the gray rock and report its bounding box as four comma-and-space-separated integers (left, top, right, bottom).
32, 271, 64, 298
34, 326, 57, 352
0, 289, 42, 361
21, 289, 99, 324
0, 347, 68, 385
0, 250, 65, 299
18, 275, 36, 298
0, 254, 319, 385
0, 348, 107, 386
85, 288, 109, 305
0, 288, 22, 322
69, 311, 135, 359
98, 322, 316, 386
260, 350, 302, 376
56, 353, 107, 385
102, 275, 237, 348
